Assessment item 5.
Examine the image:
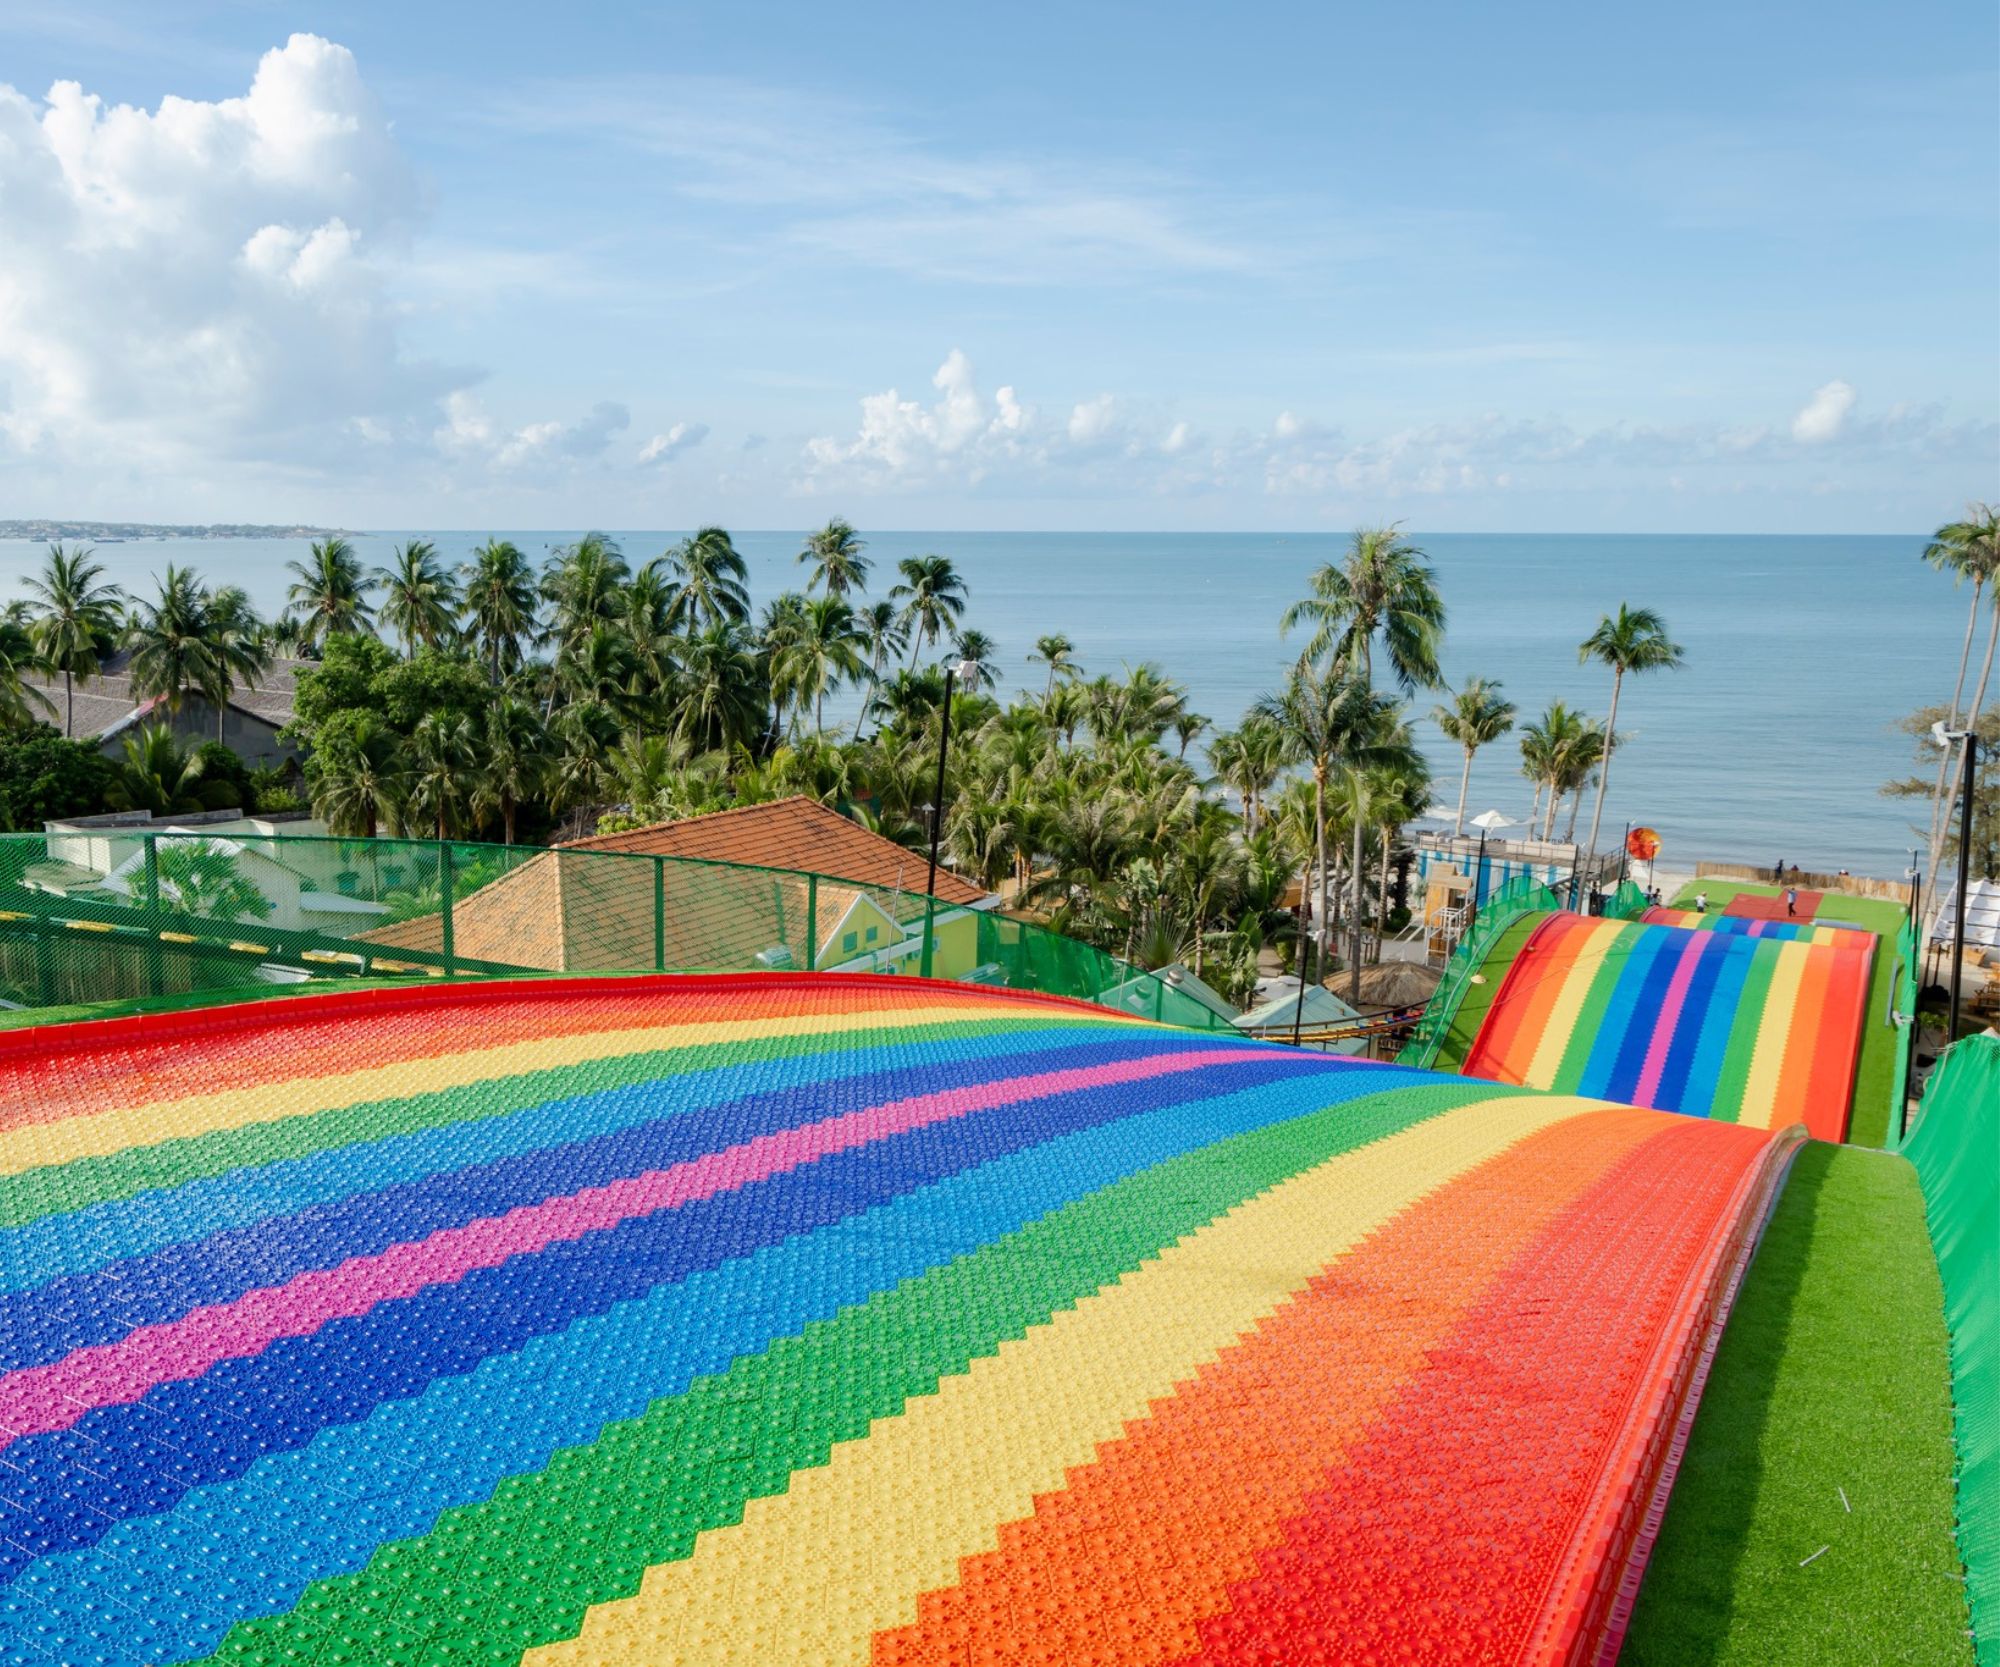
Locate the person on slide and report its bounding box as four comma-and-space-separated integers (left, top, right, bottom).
1785, 886, 1799, 917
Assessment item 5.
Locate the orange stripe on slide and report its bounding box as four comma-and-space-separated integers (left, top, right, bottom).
1766, 940, 1834, 1134
870, 1104, 1658, 1667
1463, 912, 1576, 1083
1177, 1115, 1773, 1667
1795, 942, 1873, 1142
0, 981, 986, 1131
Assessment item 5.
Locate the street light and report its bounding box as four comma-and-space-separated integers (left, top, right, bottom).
924, 658, 980, 902
1930, 720, 1980, 1044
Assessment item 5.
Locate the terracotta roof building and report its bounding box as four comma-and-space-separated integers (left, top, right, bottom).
357, 798, 996, 975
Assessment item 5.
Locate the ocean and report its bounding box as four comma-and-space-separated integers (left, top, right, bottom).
0, 530, 1961, 877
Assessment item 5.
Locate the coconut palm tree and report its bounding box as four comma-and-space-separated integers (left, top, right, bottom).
307, 714, 406, 837
1519, 701, 1602, 839
1170, 711, 1210, 761
200, 585, 270, 740
406, 710, 482, 840
22, 545, 123, 737
673, 620, 767, 751
665, 527, 751, 631
853, 600, 909, 742
461, 539, 539, 682
953, 629, 997, 690
541, 533, 630, 664
0, 613, 52, 732
1031, 633, 1080, 699
373, 540, 460, 657
474, 696, 552, 845
107, 726, 235, 817
1922, 506, 2000, 893
1577, 604, 1684, 858
150, 839, 272, 921
285, 537, 374, 648
1281, 525, 1446, 694
781, 596, 869, 736
1255, 665, 1403, 982
546, 699, 624, 836
799, 518, 871, 597
889, 555, 968, 666
1433, 677, 1517, 836
126, 566, 221, 716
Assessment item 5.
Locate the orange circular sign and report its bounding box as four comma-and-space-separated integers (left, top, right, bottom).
1627, 827, 1662, 861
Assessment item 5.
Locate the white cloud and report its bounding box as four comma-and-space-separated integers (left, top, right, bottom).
638, 421, 710, 465
1161, 420, 1193, 454
0, 35, 455, 469
802, 349, 1041, 485
436, 392, 630, 473
1791, 379, 1857, 443
1067, 395, 1118, 445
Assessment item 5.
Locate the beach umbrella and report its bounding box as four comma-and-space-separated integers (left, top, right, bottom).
1468, 809, 1517, 832
1351, 960, 1442, 1009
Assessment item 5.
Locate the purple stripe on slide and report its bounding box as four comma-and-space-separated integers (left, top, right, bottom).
0, 1048, 1255, 1445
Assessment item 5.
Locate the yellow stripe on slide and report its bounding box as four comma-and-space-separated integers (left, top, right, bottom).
1735, 940, 1810, 1130
0, 1003, 1017, 1179
523, 1092, 1590, 1667
1523, 919, 1622, 1089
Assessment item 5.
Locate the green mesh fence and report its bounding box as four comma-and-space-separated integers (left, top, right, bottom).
1903, 1033, 2000, 1660
1396, 873, 1562, 1069
1604, 879, 1652, 920
0, 828, 1231, 1033
1888, 916, 1920, 1149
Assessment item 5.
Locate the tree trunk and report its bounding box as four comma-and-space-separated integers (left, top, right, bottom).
64, 670, 73, 738
1313, 767, 1329, 984
1928, 579, 1985, 861
1583, 668, 1624, 858
503, 794, 516, 846
1454, 747, 1472, 837
1565, 785, 1584, 843
1349, 814, 1365, 1004
1930, 597, 2000, 898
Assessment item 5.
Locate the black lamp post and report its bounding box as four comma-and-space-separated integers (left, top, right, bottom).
924, 659, 977, 900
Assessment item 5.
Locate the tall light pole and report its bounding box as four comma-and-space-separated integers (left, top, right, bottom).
1933, 721, 1979, 1044
919, 658, 979, 978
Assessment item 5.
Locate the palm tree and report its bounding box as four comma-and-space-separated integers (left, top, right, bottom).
673, 621, 767, 752
1281, 525, 1446, 694
373, 540, 460, 657
1922, 506, 2000, 893
150, 840, 272, 921
474, 696, 552, 844
198, 585, 270, 740
1577, 604, 1684, 858
1031, 634, 1080, 699
1433, 677, 1517, 837
889, 555, 968, 666
22, 545, 123, 737
461, 539, 538, 682
0, 614, 52, 732
1170, 711, 1210, 761
1519, 702, 1601, 839
799, 518, 871, 597
307, 714, 406, 837
541, 533, 630, 664
665, 526, 751, 631
546, 699, 624, 835
406, 711, 482, 840
781, 596, 868, 736
854, 601, 908, 742
1255, 665, 1403, 982
107, 726, 235, 816
953, 629, 997, 690
126, 566, 220, 716
285, 537, 374, 648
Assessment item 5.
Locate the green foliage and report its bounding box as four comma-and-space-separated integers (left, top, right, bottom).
0, 725, 116, 830
108, 726, 237, 817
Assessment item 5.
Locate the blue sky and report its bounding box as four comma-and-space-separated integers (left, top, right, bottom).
0, 0, 1993, 530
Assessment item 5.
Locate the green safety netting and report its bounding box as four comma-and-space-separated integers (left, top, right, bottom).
1904, 1033, 2000, 1661
0, 829, 1233, 1033
1395, 873, 1561, 1070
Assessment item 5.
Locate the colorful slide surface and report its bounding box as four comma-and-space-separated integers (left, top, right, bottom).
1463, 911, 1874, 1141
1641, 905, 1874, 949
0, 973, 1798, 1667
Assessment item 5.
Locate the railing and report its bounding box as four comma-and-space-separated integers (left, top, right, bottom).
0, 830, 1235, 1034
1887, 915, 1920, 1148
1396, 873, 1562, 1070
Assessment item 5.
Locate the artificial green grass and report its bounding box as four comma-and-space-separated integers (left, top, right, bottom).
1427, 911, 1541, 1073
1671, 880, 1911, 1148
1626, 1143, 1972, 1666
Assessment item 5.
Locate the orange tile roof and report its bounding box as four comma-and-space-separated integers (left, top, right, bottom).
560, 797, 988, 907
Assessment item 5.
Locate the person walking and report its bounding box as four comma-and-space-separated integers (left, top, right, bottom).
1694, 890, 1708, 914
1785, 885, 1799, 918
1774, 857, 1786, 883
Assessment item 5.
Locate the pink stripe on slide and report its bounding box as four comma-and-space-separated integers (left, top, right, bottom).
1633, 933, 1711, 1106
0, 1048, 1252, 1446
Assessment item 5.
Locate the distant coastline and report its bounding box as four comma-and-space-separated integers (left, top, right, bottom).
0, 520, 343, 541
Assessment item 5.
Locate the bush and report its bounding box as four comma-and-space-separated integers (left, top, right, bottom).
0, 725, 116, 830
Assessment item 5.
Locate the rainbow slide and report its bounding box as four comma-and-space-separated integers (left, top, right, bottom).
1641, 905, 1874, 949
0, 975, 1798, 1667
1462, 911, 1874, 1141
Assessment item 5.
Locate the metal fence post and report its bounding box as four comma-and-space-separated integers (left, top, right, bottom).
654, 857, 667, 971
143, 833, 163, 998
805, 874, 818, 971
440, 842, 456, 976
920, 894, 936, 979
